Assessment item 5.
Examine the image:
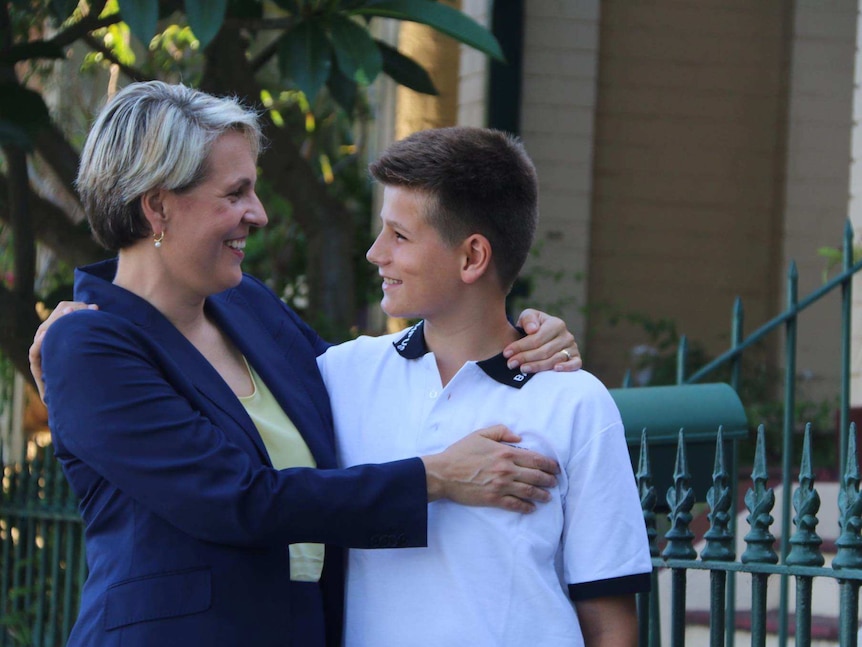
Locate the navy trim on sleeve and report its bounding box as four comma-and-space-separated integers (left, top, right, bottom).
568, 572, 652, 601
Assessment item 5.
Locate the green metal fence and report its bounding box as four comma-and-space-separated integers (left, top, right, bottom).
633, 221, 862, 646
637, 422, 862, 647
0, 443, 86, 647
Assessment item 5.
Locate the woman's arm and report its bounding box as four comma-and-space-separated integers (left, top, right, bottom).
507, 308, 581, 373
42, 310, 427, 550
29, 301, 98, 400
42, 310, 558, 551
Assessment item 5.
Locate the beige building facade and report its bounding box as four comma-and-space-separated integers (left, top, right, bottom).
376, 1, 861, 413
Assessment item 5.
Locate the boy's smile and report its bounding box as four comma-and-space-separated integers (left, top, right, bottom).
367, 186, 465, 320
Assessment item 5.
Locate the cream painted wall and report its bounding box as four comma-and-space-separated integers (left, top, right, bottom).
586, 0, 791, 386
457, 0, 489, 127
848, 2, 862, 408
518, 0, 601, 343
459, 0, 601, 343
782, 0, 857, 404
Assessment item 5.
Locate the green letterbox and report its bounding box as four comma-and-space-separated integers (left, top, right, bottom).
609, 383, 749, 508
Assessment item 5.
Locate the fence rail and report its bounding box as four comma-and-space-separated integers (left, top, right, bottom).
622, 220, 862, 645
0, 443, 86, 647
637, 422, 862, 646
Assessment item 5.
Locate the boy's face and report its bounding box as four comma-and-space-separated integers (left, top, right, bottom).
367, 186, 465, 320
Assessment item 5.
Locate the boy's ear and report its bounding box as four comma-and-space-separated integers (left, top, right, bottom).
460, 234, 493, 284
139, 188, 169, 233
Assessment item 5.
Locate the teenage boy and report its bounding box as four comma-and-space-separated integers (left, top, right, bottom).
316, 127, 652, 647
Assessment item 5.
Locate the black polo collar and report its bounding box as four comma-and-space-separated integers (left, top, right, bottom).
392, 321, 535, 389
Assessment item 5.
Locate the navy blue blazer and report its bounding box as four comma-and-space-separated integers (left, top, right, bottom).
41, 259, 428, 647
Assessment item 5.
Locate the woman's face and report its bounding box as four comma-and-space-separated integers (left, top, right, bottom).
158, 131, 266, 299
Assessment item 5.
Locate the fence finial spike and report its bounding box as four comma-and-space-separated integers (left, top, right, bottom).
637, 428, 651, 478
833, 422, 862, 570
636, 429, 659, 557
662, 429, 696, 559
741, 425, 779, 564
703, 426, 734, 561
845, 422, 859, 482
799, 422, 813, 481
673, 428, 690, 482
712, 426, 726, 476
751, 424, 768, 483
787, 423, 824, 566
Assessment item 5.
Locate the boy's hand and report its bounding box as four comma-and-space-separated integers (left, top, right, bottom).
506, 309, 581, 373
30, 301, 98, 401
421, 425, 560, 513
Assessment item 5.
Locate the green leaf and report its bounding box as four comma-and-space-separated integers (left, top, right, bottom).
326, 66, 358, 115
120, 0, 159, 47
278, 20, 333, 102
228, 0, 264, 20
352, 0, 503, 61
328, 15, 381, 86
0, 120, 33, 151
0, 84, 51, 141
376, 40, 437, 95
272, 0, 302, 12
184, 0, 228, 48
339, 0, 372, 10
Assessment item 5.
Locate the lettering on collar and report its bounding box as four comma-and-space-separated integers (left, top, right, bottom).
392, 321, 534, 389
476, 354, 535, 389
393, 321, 427, 359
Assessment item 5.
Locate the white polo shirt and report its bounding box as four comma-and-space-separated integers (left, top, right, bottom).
317, 322, 652, 647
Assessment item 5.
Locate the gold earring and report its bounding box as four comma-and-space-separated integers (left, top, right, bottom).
153, 231, 165, 248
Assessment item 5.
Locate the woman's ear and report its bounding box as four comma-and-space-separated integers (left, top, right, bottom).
460, 234, 493, 285
139, 188, 168, 234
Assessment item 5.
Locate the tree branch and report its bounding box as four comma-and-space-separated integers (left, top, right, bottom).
82, 34, 151, 83
249, 37, 281, 74
47, 4, 120, 50
4, 145, 35, 299
2, 9, 121, 64
0, 282, 40, 382
0, 179, 105, 268
33, 122, 81, 197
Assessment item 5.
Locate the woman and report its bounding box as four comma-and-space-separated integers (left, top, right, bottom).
32, 81, 579, 647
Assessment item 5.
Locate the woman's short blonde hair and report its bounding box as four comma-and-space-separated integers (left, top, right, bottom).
76, 81, 263, 250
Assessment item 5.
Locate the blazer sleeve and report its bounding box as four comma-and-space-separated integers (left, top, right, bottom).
41, 310, 427, 550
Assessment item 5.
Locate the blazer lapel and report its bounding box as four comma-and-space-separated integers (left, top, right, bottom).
74, 261, 272, 465
207, 293, 337, 470
145, 311, 273, 464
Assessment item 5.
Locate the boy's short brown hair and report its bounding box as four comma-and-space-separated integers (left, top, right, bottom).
369, 127, 538, 292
